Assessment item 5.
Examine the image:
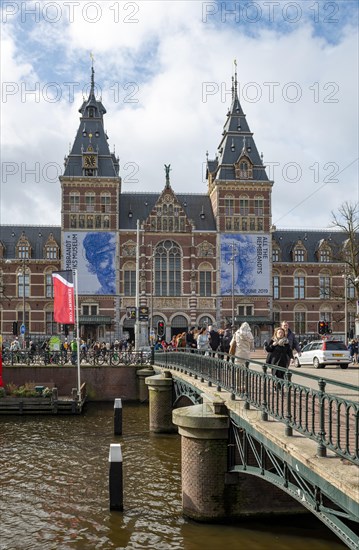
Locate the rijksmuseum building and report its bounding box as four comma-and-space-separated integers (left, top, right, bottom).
0, 69, 356, 345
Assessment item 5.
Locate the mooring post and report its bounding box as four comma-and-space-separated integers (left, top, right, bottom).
109, 444, 123, 511
114, 398, 122, 436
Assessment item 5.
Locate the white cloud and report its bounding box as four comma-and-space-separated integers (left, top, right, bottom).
1, 1, 358, 228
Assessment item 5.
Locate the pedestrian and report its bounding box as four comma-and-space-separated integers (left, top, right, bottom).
281, 320, 301, 365
70, 339, 77, 365
197, 327, 210, 353
29, 340, 36, 363
220, 324, 233, 356
10, 337, 20, 352
186, 327, 197, 351
265, 327, 293, 380
208, 325, 221, 355
229, 322, 254, 365
348, 339, 358, 364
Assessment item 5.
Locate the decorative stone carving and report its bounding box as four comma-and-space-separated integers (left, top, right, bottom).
122, 241, 136, 257
198, 298, 215, 309
154, 297, 188, 309
197, 241, 214, 257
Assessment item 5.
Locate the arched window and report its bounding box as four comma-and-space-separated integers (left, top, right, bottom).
199, 263, 212, 296
171, 315, 188, 329
198, 315, 213, 328
154, 240, 181, 296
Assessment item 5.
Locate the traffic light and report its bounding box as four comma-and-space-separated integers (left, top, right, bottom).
318, 321, 325, 335
157, 321, 165, 337
12, 321, 18, 335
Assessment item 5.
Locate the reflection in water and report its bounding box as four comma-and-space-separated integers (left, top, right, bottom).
0, 403, 344, 549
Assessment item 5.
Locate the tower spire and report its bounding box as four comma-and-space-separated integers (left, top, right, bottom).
164, 164, 171, 188
90, 52, 95, 98
233, 59, 238, 98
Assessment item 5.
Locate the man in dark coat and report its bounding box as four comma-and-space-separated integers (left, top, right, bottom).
220, 324, 233, 354
186, 328, 197, 351
208, 325, 221, 355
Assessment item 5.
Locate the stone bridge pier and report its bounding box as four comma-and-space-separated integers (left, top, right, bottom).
145, 371, 176, 433
145, 371, 305, 523
173, 401, 230, 521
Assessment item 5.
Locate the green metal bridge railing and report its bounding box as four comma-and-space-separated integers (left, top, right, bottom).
153, 349, 359, 466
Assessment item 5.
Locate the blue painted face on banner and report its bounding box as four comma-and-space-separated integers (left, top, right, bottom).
83, 233, 116, 294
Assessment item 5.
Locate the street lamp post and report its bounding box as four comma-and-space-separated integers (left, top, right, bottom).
134, 219, 140, 351
342, 273, 348, 344
354, 276, 359, 338
22, 258, 26, 348
150, 246, 154, 336
227, 242, 237, 326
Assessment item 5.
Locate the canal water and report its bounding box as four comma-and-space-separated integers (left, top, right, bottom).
0, 402, 345, 549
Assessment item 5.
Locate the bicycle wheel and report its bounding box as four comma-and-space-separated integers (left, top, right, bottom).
111, 352, 120, 366
95, 353, 105, 365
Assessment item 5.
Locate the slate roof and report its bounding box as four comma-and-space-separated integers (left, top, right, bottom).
207, 75, 269, 183
0, 226, 61, 260
272, 229, 350, 263
63, 68, 119, 178
119, 192, 217, 231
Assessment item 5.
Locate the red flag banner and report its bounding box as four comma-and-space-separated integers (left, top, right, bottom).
52, 271, 75, 324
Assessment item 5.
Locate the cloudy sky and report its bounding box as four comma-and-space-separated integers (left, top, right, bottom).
1, 0, 358, 230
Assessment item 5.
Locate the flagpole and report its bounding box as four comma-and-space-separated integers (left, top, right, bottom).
74, 269, 81, 400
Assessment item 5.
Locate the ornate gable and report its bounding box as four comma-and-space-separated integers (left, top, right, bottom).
143, 187, 192, 233
16, 232, 31, 259
235, 150, 253, 180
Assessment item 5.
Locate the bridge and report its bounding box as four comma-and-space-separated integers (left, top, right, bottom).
145, 349, 359, 550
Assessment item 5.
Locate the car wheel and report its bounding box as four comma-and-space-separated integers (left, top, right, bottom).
294, 357, 301, 368
340, 363, 349, 369
313, 357, 323, 369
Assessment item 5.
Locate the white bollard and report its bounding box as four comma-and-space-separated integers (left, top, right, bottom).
114, 398, 123, 435
109, 443, 123, 511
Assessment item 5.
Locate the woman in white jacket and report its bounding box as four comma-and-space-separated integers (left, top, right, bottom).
230, 322, 254, 364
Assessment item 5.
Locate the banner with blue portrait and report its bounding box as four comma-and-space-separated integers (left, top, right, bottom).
220, 234, 270, 296
63, 231, 117, 295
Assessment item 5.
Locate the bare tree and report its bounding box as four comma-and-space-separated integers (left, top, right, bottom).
331, 201, 359, 291
331, 202, 359, 337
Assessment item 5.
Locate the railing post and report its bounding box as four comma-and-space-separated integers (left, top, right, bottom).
284, 371, 292, 436
317, 379, 327, 457
216, 358, 221, 392
230, 360, 235, 400
261, 364, 268, 421
150, 346, 154, 366
244, 360, 250, 410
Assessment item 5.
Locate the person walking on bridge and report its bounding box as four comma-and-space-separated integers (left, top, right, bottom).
281, 320, 301, 365
265, 327, 293, 380
230, 322, 254, 365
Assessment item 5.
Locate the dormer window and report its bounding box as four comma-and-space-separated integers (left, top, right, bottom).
17, 244, 30, 259
319, 249, 331, 262
240, 161, 248, 178
89, 108, 94, 118
272, 247, 280, 262
16, 233, 31, 259
294, 247, 306, 262
235, 156, 253, 179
